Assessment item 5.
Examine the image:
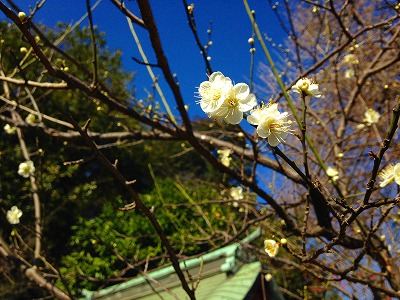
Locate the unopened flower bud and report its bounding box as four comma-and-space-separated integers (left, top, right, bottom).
18, 11, 27, 21
187, 4, 194, 14
248, 37, 254, 44
20, 47, 28, 53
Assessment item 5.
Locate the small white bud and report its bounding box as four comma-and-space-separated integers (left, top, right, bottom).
18, 12, 27, 21
265, 274, 273, 281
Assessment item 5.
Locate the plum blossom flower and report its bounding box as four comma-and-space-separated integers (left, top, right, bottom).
363, 108, 380, 125
357, 108, 380, 129
197, 72, 233, 114
4, 124, 16, 134
291, 78, 321, 98
230, 186, 244, 201
264, 239, 279, 257
343, 54, 359, 65
18, 161, 35, 178
217, 149, 232, 167
345, 69, 355, 79
230, 186, 243, 207
18, 11, 27, 22
378, 163, 400, 187
196, 72, 257, 124
6, 206, 23, 224
247, 103, 292, 147
25, 113, 37, 124
210, 83, 257, 124
326, 166, 339, 182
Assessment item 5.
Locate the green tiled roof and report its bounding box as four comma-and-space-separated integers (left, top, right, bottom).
80, 228, 282, 300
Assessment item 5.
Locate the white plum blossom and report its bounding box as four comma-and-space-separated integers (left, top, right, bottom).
4, 124, 16, 134
247, 103, 292, 147
217, 149, 232, 167
291, 78, 321, 98
18, 11, 27, 21
363, 108, 380, 125
343, 54, 359, 65
25, 113, 37, 124
230, 186, 244, 201
378, 163, 400, 187
357, 108, 380, 129
264, 239, 279, 257
265, 274, 273, 281
18, 161, 35, 178
197, 72, 232, 114
344, 69, 355, 79
230, 186, 244, 207
326, 166, 339, 182
197, 71, 257, 124
209, 83, 257, 124
6, 206, 23, 224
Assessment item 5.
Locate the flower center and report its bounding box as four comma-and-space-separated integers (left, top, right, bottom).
212, 89, 222, 100
262, 117, 279, 131
226, 94, 238, 108
300, 81, 309, 90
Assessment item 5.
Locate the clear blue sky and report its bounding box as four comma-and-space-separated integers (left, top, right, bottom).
2, 0, 285, 120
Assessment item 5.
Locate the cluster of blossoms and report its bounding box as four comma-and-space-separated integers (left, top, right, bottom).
196, 72, 314, 147
6, 206, 23, 224
342, 54, 359, 79
217, 149, 232, 167
230, 186, 244, 207
326, 166, 339, 182
18, 161, 35, 178
197, 72, 257, 124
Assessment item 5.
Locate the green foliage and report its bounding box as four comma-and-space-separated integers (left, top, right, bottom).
58, 177, 239, 292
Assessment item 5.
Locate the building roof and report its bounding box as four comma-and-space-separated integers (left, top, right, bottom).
80, 228, 283, 300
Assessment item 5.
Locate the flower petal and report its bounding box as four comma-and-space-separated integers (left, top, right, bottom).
239, 94, 257, 112
268, 134, 280, 147
225, 109, 243, 124
232, 83, 250, 99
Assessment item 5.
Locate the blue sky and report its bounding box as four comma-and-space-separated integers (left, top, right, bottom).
2, 0, 285, 120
